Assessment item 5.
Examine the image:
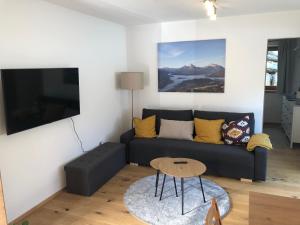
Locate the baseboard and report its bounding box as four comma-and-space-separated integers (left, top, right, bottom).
129, 163, 139, 166
9, 188, 64, 225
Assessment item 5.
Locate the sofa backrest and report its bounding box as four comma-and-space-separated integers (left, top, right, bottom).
142, 108, 194, 133
194, 110, 255, 136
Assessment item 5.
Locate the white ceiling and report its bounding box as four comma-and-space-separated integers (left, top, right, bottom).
45, 0, 300, 26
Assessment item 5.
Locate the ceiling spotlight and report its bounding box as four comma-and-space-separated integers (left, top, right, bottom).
203, 0, 217, 20
210, 5, 217, 20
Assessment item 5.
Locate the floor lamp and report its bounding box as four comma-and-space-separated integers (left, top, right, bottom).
120, 72, 144, 128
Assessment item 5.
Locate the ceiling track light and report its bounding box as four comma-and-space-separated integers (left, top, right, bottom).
203, 0, 217, 20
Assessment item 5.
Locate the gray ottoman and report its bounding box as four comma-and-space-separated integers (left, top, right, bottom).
64, 142, 126, 196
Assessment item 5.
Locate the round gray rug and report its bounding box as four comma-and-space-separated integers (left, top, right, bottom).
124, 175, 231, 225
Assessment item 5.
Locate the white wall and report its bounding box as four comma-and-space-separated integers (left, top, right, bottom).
263, 93, 282, 123
127, 11, 300, 132
0, 0, 128, 222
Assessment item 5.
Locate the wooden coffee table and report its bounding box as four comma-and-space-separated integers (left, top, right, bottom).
151, 157, 207, 215
150, 157, 178, 197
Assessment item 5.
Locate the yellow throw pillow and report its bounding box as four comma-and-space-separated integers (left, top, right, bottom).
194, 118, 225, 144
133, 115, 156, 138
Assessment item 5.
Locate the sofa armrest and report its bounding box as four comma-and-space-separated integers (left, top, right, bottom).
254, 147, 268, 181
120, 129, 135, 144
120, 129, 135, 163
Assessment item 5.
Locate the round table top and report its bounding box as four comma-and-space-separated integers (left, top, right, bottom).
150, 157, 170, 170
158, 158, 207, 178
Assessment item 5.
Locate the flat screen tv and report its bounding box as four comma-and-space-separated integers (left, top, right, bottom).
1, 68, 80, 135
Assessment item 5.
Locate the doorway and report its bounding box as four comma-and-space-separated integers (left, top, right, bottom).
263, 38, 300, 148
263, 38, 300, 184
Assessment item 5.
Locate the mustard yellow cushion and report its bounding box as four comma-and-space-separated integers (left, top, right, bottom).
194, 118, 225, 144
247, 133, 273, 151
133, 115, 156, 138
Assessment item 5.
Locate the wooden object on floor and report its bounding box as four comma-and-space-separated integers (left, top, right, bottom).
0, 174, 7, 225
205, 198, 222, 225
240, 178, 253, 183
158, 157, 207, 215
249, 191, 300, 225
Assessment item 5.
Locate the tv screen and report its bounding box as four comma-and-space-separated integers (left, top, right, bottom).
1, 68, 80, 135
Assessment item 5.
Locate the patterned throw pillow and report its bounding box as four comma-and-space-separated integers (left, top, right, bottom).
222, 116, 251, 145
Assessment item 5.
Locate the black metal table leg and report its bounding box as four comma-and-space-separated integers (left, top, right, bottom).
159, 174, 166, 201
181, 178, 184, 215
199, 176, 206, 203
173, 177, 178, 197
155, 170, 160, 197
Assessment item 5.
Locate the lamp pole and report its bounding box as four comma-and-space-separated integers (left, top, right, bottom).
131, 89, 134, 129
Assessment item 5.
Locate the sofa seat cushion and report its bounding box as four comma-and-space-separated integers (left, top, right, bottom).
129, 138, 255, 179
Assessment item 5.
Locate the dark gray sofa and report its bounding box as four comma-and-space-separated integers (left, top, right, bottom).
120, 109, 268, 181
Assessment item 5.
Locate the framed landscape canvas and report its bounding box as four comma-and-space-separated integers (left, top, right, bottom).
158, 39, 226, 92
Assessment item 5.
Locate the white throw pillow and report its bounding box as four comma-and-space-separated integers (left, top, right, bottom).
158, 119, 194, 141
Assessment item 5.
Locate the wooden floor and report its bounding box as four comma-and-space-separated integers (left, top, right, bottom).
1, 176, 7, 225
14, 125, 300, 225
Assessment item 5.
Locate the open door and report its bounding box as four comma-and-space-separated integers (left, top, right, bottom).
0, 174, 7, 225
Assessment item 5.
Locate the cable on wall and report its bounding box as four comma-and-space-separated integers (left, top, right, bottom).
70, 118, 85, 153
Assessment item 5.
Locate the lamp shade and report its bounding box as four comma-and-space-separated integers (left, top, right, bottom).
120, 72, 144, 90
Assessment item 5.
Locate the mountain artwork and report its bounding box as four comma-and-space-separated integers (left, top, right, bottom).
158, 39, 226, 92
